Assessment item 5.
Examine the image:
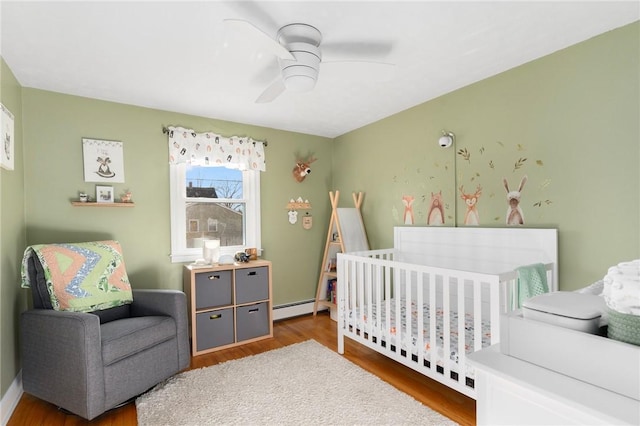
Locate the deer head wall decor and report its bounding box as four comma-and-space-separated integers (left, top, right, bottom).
292, 155, 317, 183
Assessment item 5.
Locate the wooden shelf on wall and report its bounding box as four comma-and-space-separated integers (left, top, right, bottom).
71, 201, 135, 207
286, 202, 311, 210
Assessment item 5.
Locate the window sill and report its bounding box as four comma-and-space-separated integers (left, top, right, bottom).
171, 248, 263, 264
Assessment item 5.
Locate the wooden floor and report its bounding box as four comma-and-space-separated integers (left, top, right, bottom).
7, 312, 475, 425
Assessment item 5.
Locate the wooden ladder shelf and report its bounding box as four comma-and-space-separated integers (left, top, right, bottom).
313, 190, 369, 316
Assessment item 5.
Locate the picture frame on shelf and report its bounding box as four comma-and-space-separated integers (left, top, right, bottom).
96, 185, 114, 203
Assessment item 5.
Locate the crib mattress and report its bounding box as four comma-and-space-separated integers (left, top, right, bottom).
347, 298, 492, 377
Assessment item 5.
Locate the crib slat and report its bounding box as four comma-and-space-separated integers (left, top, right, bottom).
474, 281, 482, 352
395, 268, 402, 357
374, 261, 382, 348
416, 271, 424, 366
490, 276, 500, 345
357, 259, 365, 333
365, 261, 371, 337
457, 277, 466, 381
350, 258, 359, 332
337, 256, 345, 354
429, 270, 436, 374
442, 275, 451, 378
403, 269, 411, 360
384, 262, 392, 356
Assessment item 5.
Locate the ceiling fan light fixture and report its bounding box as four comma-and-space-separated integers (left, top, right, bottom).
284, 74, 316, 92
283, 66, 317, 92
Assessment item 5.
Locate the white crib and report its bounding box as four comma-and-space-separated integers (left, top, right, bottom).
336, 227, 558, 399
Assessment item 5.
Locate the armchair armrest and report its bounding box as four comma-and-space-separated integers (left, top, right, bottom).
21, 309, 105, 420
130, 289, 190, 369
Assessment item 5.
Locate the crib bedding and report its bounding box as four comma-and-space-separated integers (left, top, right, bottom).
347, 298, 492, 378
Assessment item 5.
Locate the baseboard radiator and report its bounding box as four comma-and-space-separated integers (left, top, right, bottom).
272, 299, 327, 321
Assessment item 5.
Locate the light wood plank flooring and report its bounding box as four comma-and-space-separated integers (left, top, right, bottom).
7, 312, 475, 425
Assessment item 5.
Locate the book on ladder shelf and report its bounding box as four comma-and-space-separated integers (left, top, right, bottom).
313, 190, 369, 319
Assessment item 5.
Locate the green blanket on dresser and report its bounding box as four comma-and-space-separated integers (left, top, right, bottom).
21, 240, 133, 312
516, 263, 549, 308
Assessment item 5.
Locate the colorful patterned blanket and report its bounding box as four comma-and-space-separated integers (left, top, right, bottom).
21, 240, 133, 312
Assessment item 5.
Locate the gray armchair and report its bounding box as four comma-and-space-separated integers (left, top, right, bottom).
21, 250, 190, 420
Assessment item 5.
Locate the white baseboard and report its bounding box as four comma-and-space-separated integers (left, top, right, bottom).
1, 370, 22, 426
272, 300, 327, 321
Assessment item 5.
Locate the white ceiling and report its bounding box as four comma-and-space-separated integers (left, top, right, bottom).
1, 1, 638, 138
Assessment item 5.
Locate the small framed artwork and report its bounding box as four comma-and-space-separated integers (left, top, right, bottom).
96, 185, 114, 203
83, 138, 125, 183
1, 103, 15, 170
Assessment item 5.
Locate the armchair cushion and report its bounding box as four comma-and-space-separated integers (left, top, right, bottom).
101, 316, 176, 366
21, 241, 133, 313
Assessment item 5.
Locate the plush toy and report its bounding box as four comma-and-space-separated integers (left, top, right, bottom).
292, 156, 317, 182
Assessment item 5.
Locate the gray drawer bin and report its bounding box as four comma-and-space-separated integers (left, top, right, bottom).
195, 270, 232, 309
235, 267, 269, 304
236, 302, 270, 342
196, 308, 234, 351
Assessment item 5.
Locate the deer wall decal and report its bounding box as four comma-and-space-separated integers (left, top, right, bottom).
459, 184, 482, 226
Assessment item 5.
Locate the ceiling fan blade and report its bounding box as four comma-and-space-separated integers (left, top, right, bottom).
256, 78, 286, 103
321, 61, 396, 82
322, 41, 394, 60
223, 1, 281, 35
250, 58, 281, 88
223, 19, 294, 60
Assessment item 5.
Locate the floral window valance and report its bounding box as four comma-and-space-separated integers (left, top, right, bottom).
167, 126, 266, 171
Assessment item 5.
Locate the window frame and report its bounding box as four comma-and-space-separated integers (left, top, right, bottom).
169, 163, 261, 263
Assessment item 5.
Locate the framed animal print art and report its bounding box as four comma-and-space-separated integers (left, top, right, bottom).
1, 103, 15, 170
82, 138, 125, 183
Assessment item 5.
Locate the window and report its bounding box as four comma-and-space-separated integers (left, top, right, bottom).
170, 164, 261, 263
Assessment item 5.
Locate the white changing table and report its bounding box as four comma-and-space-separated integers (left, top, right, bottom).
468, 345, 640, 425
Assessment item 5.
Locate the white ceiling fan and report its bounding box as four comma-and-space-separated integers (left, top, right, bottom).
223, 19, 396, 103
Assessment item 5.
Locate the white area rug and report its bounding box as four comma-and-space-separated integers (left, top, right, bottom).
136, 340, 456, 425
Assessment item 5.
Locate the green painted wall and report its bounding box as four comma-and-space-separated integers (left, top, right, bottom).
0, 59, 27, 398
21, 89, 333, 305
333, 22, 640, 290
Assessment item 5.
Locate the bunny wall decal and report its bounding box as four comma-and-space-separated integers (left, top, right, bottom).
503, 175, 527, 225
